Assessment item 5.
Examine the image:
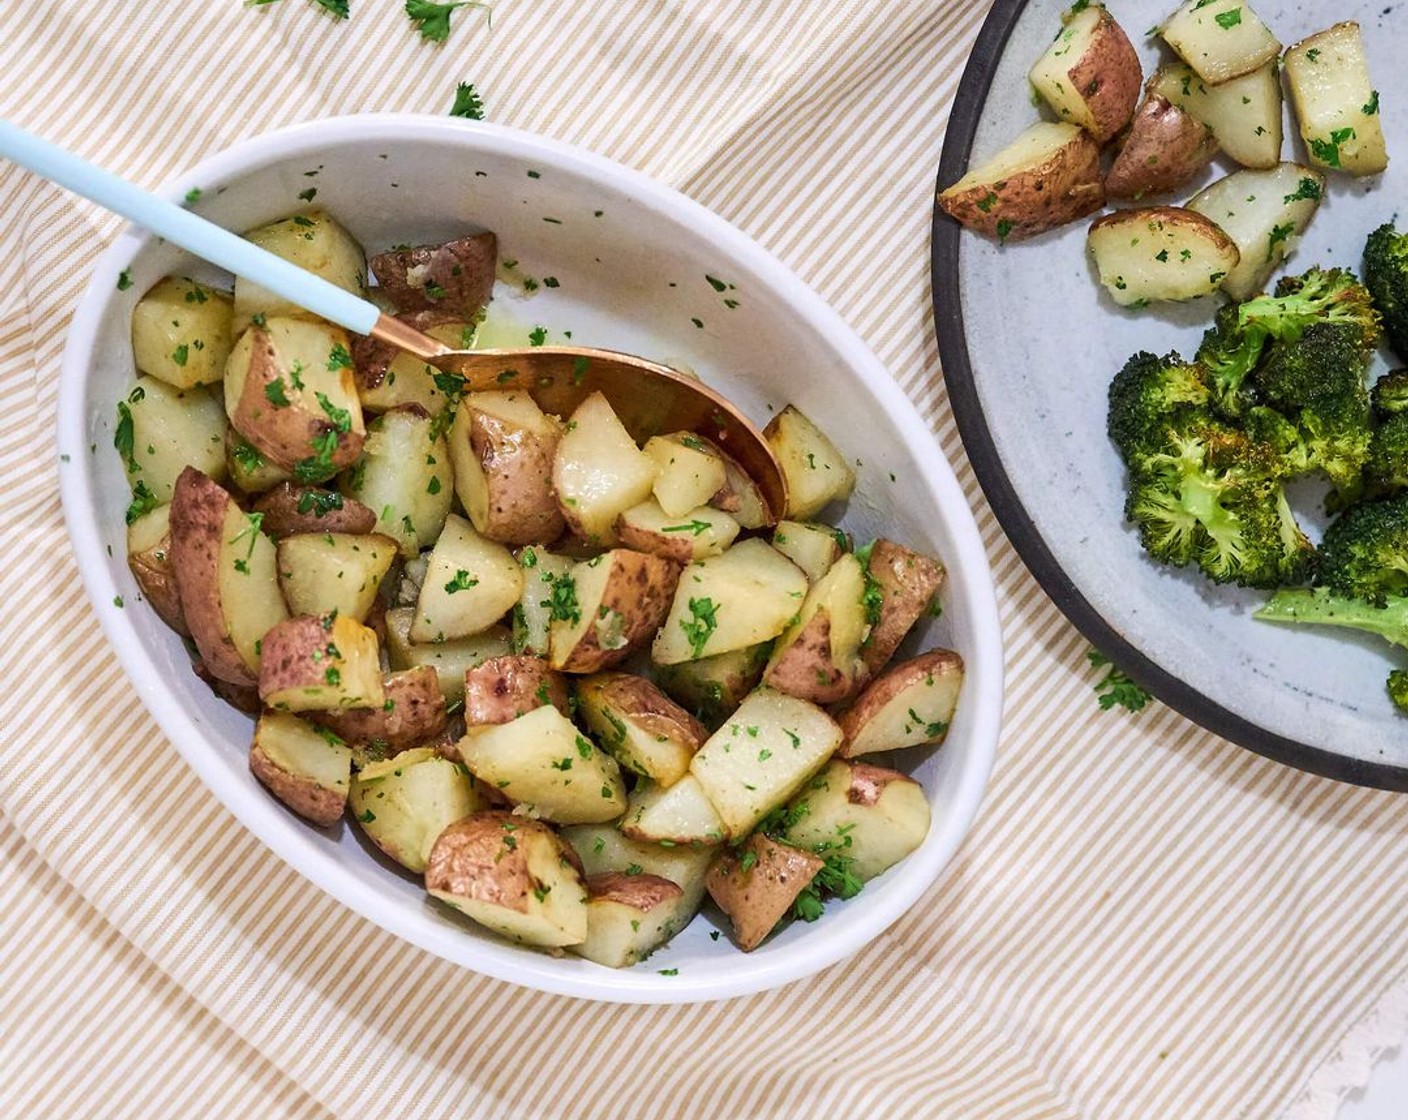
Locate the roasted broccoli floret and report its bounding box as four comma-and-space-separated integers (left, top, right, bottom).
1106, 350, 1211, 463
1196, 304, 1266, 416
1364, 222, 1408, 362
1124, 420, 1312, 588
1257, 587, 1408, 713
1319, 495, 1408, 606
1254, 320, 1373, 492
1364, 372, 1408, 499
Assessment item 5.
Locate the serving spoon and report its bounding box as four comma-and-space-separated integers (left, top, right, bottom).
0, 118, 785, 521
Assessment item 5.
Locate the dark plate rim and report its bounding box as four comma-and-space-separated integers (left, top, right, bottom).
930, 0, 1408, 791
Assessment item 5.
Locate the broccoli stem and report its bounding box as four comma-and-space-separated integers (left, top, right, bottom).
1255, 588, 1408, 650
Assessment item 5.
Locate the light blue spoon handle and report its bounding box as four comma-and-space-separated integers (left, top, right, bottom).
0, 118, 380, 336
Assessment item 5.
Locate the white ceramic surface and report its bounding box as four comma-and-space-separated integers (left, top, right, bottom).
57, 116, 1003, 1003
954, 2, 1405, 773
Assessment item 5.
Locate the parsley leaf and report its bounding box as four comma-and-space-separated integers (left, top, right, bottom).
1087, 649, 1150, 713
449, 81, 485, 119
680, 597, 718, 658
405, 0, 486, 42
124, 480, 161, 525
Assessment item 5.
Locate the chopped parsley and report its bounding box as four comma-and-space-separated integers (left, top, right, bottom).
327, 343, 353, 370
171, 344, 189, 367
1282, 177, 1322, 204
295, 488, 344, 517
680, 596, 718, 658
316, 391, 353, 432
1363, 90, 1380, 116
114, 401, 137, 472
661, 519, 712, 536
1309, 127, 1356, 170
547, 574, 581, 625
1213, 8, 1241, 29
265, 379, 291, 407
1087, 649, 1150, 713
116, 270, 133, 291
405, 0, 486, 43
124, 480, 160, 525
443, 569, 479, 593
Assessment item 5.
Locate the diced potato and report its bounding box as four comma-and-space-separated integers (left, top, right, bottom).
697, 436, 770, 529
462, 655, 569, 726
126, 502, 186, 636
771, 521, 847, 584
651, 539, 808, 665
223, 317, 364, 478
276, 532, 397, 622
781, 759, 932, 882
1187, 165, 1326, 300
426, 811, 588, 948
449, 390, 565, 545
259, 613, 386, 712
1087, 206, 1240, 307
457, 705, 626, 824
552, 391, 657, 545
576, 672, 707, 786
645, 434, 728, 518
249, 710, 352, 826
689, 688, 843, 838
560, 824, 715, 912
1152, 62, 1282, 170
706, 834, 823, 952
410, 514, 524, 642
1158, 0, 1280, 85
510, 547, 576, 657
571, 873, 693, 968
348, 747, 483, 872
616, 499, 740, 563
131, 277, 233, 389
341, 405, 453, 557
384, 607, 511, 701
764, 406, 856, 520
1283, 23, 1389, 178
548, 550, 679, 674
369, 232, 496, 319
763, 553, 868, 704
118, 377, 228, 501
234, 210, 367, 326
653, 644, 771, 729
858, 538, 946, 678
937, 121, 1105, 242
354, 316, 474, 414
308, 666, 448, 754
169, 468, 288, 686
838, 649, 964, 757
619, 774, 725, 846
1105, 86, 1218, 201
1028, 4, 1142, 143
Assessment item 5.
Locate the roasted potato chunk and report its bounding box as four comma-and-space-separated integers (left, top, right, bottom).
234, 209, 367, 326
410, 514, 524, 643
764, 406, 855, 520
462, 655, 569, 726
1028, 4, 1142, 143
131, 277, 233, 389
1087, 206, 1240, 306
576, 672, 707, 786
349, 747, 483, 872
552, 391, 657, 546
340, 405, 453, 557
548, 550, 679, 674
1105, 86, 1218, 201
572, 873, 693, 969
838, 649, 964, 757
249, 710, 352, 827
309, 665, 448, 753
252, 483, 377, 538
1284, 22, 1389, 178
369, 232, 497, 319
126, 502, 187, 636
706, 834, 823, 952
258, 612, 385, 712
859, 538, 945, 677
276, 532, 397, 622
449, 390, 565, 545
119, 378, 228, 501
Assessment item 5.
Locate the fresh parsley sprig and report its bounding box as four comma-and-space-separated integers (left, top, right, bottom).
1087, 649, 1151, 713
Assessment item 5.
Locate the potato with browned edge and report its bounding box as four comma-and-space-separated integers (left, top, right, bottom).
249, 710, 352, 827
577, 672, 706, 786
126, 502, 187, 636
1158, 0, 1280, 86
426, 811, 588, 948
1105, 84, 1218, 200
764, 553, 868, 704
938, 122, 1104, 242
252, 482, 377, 538
309, 665, 447, 753
619, 774, 725, 846
1028, 4, 1142, 143
170, 467, 289, 687
223, 317, 365, 480
552, 391, 657, 546
462, 655, 570, 726
549, 550, 680, 674
233, 210, 367, 326
449, 390, 565, 545
839, 649, 964, 757
859, 538, 945, 678
572, 873, 694, 969
259, 613, 385, 712
369, 232, 497, 319
615, 500, 739, 563
1088, 206, 1240, 307
706, 834, 824, 952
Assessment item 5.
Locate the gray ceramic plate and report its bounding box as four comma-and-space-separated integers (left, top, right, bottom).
934, 0, 1407, 787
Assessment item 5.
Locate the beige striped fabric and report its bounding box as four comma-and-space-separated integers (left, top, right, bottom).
2, 2, 1407, 1118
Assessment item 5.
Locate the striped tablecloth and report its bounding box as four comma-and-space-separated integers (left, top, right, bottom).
3, 2, 1407, 1117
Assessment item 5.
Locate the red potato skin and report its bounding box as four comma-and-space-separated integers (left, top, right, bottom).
1066, 9, 1143, 144
351, 311, 466, 393
555, 552, 681, 674
309, 666, 448, 751
846, 761, 909, 807
230, 327, 364, 475
462, 656, 571, 726
837, 648, 965, 756
170, 467, 257, 687
706, 834, 824, 952
128, 537, 189, 638
425, 810, 584, 909
252, 483, 378, 538
1105, 91, 1218, 200
586, 871, 683, 910
860, 539, 945, 678
465, 408, 565, 545
763, 613, 851, 705
369, 233, 497, 319
248, 742, 345, 826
